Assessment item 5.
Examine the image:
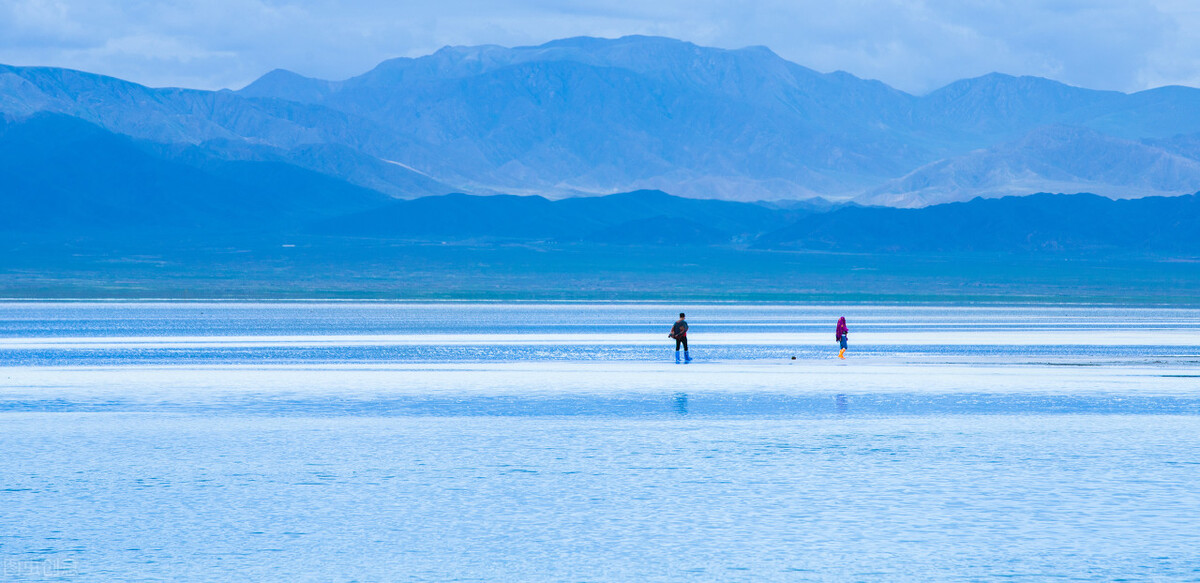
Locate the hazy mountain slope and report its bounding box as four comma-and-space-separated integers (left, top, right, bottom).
0, 113, 392, 236
913, 74, 1123, 142
1144, 132, 1200, 162
858, 126, 1200, 207
0, 112, 235, 233
0, 65, 450, 198
1080, 85, 1200, 140
0, 64, 321, 145
274, 38, 926, 199
240, 142, 454, 198
756, 192, 1200, 253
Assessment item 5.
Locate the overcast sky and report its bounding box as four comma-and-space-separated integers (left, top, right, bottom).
2, 0, 1198, 94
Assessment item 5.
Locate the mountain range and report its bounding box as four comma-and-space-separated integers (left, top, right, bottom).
756, 192, 1200, 253
315, 190, 1200, 254
6, 35, 1200, 207
4, 109, 1194, 256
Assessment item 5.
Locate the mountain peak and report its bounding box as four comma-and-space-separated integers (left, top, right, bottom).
926, 72, 1081, 97
535, 35, 690, 49
239, 68, 331, 101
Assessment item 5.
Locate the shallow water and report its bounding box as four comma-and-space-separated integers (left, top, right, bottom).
1, 303, 1199, 581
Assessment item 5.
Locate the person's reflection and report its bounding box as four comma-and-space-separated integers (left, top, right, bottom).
673, 392, 689, 415
835, 394, 848, 414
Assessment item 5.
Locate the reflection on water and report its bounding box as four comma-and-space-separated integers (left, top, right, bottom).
835, 393, 849, 413
673, 392, 688, 416
3, 390, 1199, 417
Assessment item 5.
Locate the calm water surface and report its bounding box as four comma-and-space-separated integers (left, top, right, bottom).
1, 302, 1198, 582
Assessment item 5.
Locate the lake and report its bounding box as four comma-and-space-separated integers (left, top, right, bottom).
1, 302, 1198, 581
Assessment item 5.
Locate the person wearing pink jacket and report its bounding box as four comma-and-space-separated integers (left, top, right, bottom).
836, 316, 849, 359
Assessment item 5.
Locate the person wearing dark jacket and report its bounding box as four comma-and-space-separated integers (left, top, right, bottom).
836, 316, 849, 359
670, 313, 691, 363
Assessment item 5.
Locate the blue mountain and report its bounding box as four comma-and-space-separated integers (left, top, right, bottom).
0, 113, 391, 238
5, 36, 1200, 204
755, 192, 1200, 253
308, 188, 1200, 255
859, 125, 1200, 207
314, 190, 792, 243
3, 114, 1197, 258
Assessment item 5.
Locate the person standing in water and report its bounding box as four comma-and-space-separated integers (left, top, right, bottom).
836, 316, 849, 359
670, 313, 691, 363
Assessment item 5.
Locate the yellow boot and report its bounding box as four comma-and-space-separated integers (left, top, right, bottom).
838, 348, 846, 359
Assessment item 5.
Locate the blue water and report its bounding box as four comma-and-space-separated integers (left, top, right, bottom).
1, 303, 1199, 581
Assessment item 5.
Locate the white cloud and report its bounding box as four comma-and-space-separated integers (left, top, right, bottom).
0, 0, 1196, 93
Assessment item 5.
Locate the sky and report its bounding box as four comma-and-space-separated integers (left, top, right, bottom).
1, 0, 1199, 94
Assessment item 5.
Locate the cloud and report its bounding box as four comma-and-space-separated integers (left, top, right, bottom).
0, 0, 1196, 93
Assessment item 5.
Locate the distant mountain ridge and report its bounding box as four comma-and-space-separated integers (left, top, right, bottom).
0, 113, 391, 235
5, 36, 1200, 205
858, 125, 1200, 207
754, 192, 1200, 253
5, 117, 1194, 256
312, 190, 1200, 254
314, 190, 794, 244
